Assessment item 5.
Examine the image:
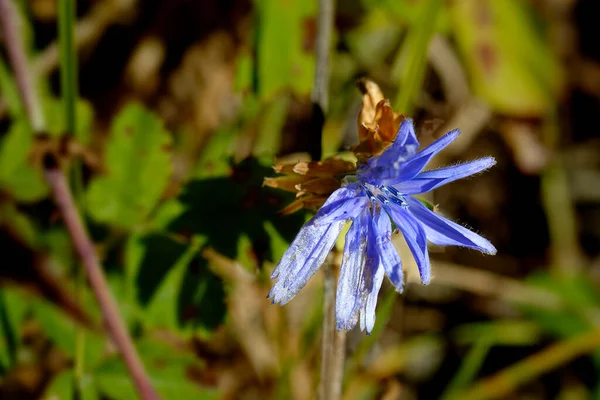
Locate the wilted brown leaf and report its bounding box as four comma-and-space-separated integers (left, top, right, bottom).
354, 79, 406, 158
265, 156, 356, 214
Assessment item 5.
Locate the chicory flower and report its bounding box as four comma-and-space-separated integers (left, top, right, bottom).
268, 118, 496, 333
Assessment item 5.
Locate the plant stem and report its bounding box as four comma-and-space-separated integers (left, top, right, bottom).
540, 115, 582, 277
311, 0, 344, 398
0, 2, 160, 398
311, 0, 334, 113
57, 0, 86, 390
58, 0, 78, 137
0, 0, 45, 130
45, 166, 160, 400
317, 211, 346, 400
319, 257, 346, 400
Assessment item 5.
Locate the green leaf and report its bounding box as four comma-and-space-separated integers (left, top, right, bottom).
43, 370, 76, 400
451, 320, 542, 347
191, 126, 237, 179
253, 94, 290, 156
0, 120, 48, 202
520, 272, 600, 365
521, 273, 600, 334
41, 227, 74, 274
94, 340, 219, 400
415, 195, 436, 211
451, 0, 563, 116
441, 339, 492, 399
86, 103, 172, 229
43, 97, 94, 143
167, 157, 307, 265
43, 369, 99, 400
256, 0, 315, 99
0, 202, 39, 247
31, 297, 105, 367
346, 7, 404, 70
125, 233, 226, 335
263, 220, 291, 266
0, 287, 29, 371
0, 56, 24, 117
233, 50, 254, 93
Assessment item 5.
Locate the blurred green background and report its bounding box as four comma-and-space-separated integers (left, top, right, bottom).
1, 0, 600, 399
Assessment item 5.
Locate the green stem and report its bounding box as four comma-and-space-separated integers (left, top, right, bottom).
58, 0, 86, 392
540, 115, 582, 277
59, 0, 78, 137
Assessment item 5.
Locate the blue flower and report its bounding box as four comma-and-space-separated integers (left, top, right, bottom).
268, 118, 497, 333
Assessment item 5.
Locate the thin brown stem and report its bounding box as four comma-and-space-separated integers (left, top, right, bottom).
45, 167, 160, 400
311, 0, 343, 398
0, 2, 160, 398
318, 257, 346, 400
311, 0, 334, 113
0, 0, 45, 130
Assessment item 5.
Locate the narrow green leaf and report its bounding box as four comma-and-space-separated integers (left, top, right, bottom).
393, 0, 444, 114
86, 103, 172, 229
256, 0, 315, 99
43, 370, 76, 400
452, 320, 542, 347
441, 339, 492, 399
0, 287, 29, 370
58, 0, 78, 138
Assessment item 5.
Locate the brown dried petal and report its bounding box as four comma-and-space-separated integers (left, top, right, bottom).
272, 158, 355, 179
357, 78, 385, 141
272, 163, 298, 175
294, 177, 341, 195
374, 99, 403, 142
355, 80, 407, 158
263, 176, 306, 193
279, 195, 328, 215
292, 158, 355, 177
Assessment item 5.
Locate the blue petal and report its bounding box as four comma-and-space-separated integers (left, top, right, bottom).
359, 262, 384, 335
394, 157, 496, 194
371, 205, 403, 292
373, 118, 419, 167
395, 117, 419, 148
384, 203, 431, 284
269, 218, 345, 305
336, 211, 369, 331
359, 129, 461, 185
406, 196, 497, 254
359, 209, 386, 334
313, 184, 369, 226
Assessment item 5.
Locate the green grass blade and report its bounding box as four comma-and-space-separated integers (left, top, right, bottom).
58, 0, 78, 137
393, 0, 443, 115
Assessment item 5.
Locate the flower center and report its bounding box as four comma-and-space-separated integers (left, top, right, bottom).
362, 183, 408, 209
